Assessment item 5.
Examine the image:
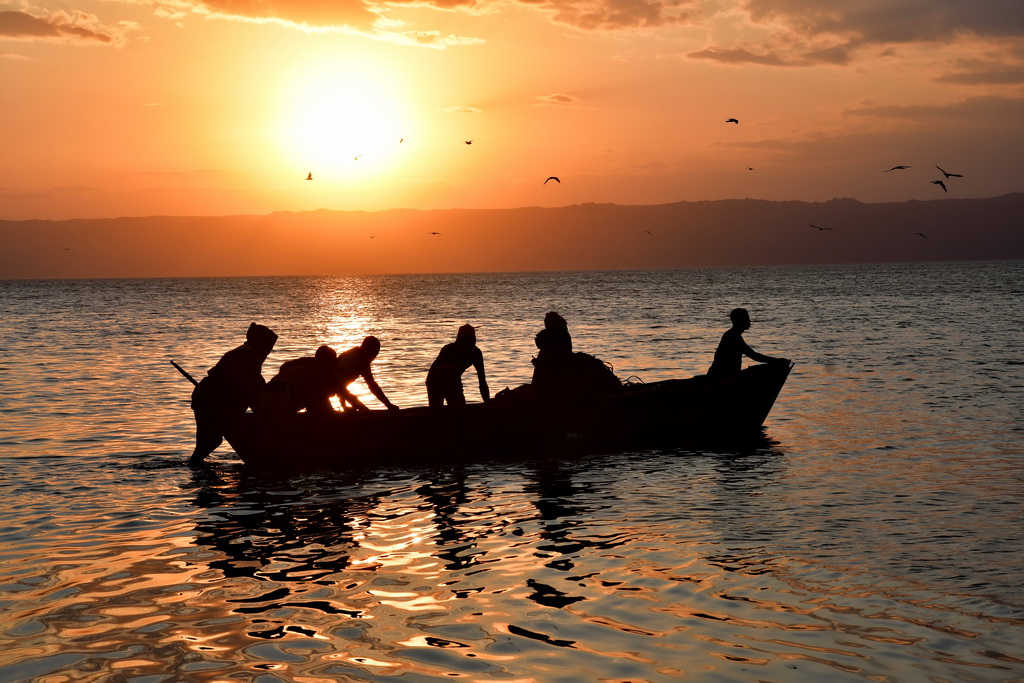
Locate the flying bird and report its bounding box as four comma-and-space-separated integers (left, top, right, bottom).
809, 224, 834, 231
884, 166, 911, 172
931, 180, 947, 193
305, 172, 313, 180
427, 231, 442, 235
913, 232, 928, 239
464, 140, 473, 145
354, 154, 362, 160
400, 138, 404, 143
935, 165, 963, 178
747, 167, 756, 171
544, 176, 560, 184
645, 230, 653, 236
726, 118, 739, 124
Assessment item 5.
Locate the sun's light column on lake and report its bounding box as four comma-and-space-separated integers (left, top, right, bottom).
273, 62, 412, 179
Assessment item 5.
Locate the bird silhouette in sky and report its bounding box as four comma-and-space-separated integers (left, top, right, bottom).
645, 230, 653, 236
931, 180, 948, 193
354, 154, 362, 161
400, 138, 404, 143
305, 172, 313, 180
914, 232, 928, 239
464, 140, 473, 145
810, 224, 834, 231
884, 166, 911, 172
726, 118, 739, 124
747, 167, 756, 171
427, 231, 442, 235
544, 176, 560, 184
935, 165, 963, 178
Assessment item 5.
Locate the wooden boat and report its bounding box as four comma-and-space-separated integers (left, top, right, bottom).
224, 361, 793, 469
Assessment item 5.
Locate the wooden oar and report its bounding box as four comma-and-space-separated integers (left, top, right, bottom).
170, 360, 200, 387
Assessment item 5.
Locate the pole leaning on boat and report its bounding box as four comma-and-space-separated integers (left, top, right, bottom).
170, 360, 200, 387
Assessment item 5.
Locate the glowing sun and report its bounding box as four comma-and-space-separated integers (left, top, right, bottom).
275, 64, 410, 178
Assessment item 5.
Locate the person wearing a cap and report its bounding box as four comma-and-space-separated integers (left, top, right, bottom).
334, 336, 399, 412
707, 308, 786, 379
426, 324, 490, 410
189, 322, 278, 467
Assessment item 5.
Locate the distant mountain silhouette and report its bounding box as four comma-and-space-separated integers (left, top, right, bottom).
2, 194, 1022, 279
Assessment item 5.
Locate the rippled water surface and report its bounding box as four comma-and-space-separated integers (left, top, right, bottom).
1, 263, 1023, 682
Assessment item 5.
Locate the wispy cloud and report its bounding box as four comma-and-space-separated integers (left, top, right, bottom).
535, 93, 583, 106
0, 9, 120, 44
845, 95, 1024, 122
534, 0, 700, 30
443, 105, 483, 113
690, 0, 1024, 68
158, 0, 484, 47
937, 67, 1024, 86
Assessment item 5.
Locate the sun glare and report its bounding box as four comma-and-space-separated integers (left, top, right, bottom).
275, 64, 410, 178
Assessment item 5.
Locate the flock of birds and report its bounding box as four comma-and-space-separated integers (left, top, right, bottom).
808, 163, 966, 239
883, 164, 964, 194
302, 118, 965, 244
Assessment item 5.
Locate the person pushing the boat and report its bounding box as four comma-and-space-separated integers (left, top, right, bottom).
334, 336, 400, 412
189, 322, 278, 467
263, 344, 340, 415
426, 324, 490, 410
707, 308, 787, 379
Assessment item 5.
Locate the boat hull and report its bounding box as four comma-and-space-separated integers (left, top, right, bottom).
223, 362, 792, 469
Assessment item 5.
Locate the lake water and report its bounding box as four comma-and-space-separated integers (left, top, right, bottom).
1, 263, 1023, 682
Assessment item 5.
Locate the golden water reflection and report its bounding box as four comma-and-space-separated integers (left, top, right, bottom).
117, 460, 1020, 682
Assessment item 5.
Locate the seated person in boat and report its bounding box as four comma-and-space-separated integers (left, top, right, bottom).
707, 308, 787, 379
189, 322, 278, 467
531, 312, 620, 402
426, 324, 490, 410
531, 311, 573, 389
263, 345, 340, 415
334, 336, 400, 412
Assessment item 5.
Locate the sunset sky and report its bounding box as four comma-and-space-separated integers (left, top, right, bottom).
2, 0, 1023, 221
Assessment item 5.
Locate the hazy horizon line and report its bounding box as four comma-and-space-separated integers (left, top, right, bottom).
3, 191, 1022, 224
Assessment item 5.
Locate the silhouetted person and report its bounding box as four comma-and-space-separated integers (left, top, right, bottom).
190, 322, 278, 467
334, 336, 399, 412
531, 312, 619, 404
426, 324, 489, 410
707, 308, 785, 379
264, 345, 340, 416
531, 311, 572, 388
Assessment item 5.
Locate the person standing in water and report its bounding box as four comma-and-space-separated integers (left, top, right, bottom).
707, 308, 786, 379
189, 322, 278, 467
426, 324, 490, 410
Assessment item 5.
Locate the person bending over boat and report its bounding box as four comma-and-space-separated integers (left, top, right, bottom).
334, 336, 400, 412
426, 324, 490, 410
263, 345, 340, 415
707, 308, 788, 379
189, 322, 278, 467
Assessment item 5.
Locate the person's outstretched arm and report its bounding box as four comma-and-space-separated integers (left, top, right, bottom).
363, 368, 399, 410
336, 385, 369, 412
474, 350, 490, 403
741, 338, 777, 364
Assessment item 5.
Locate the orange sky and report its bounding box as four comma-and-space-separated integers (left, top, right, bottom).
2, 0, 1023, 221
